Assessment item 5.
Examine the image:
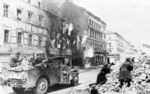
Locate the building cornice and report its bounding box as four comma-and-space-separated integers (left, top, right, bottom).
106, 32, 131, 45
80, 8, 106, 25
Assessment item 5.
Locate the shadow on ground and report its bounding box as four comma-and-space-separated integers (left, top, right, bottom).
8, 83, 81, 94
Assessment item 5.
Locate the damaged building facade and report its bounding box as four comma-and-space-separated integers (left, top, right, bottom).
60, 0, 107, 66
0, 0, 48, 65
86, 10, 107, 66
0, 0, 73, 66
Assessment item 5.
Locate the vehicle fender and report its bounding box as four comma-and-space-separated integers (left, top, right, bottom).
71, 72, 79, 80
36, 75, 50, 86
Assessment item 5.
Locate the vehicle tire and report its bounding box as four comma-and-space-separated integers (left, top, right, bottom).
71, 76, 79, 86
12, 87, 25, 94
34, 77, 48, 94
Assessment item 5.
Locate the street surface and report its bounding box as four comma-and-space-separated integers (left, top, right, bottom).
0, 68, 100, 94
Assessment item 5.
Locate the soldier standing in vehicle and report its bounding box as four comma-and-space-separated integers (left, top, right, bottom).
9, 52, 23, 67
32, 53, 44, 66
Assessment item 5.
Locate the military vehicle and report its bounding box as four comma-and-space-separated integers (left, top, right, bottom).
0, 55, 79, 94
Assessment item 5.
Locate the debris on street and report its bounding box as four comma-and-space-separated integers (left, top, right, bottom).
68, 59, 150, 94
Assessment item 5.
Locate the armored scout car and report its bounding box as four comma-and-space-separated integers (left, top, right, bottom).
0, 56, 79, 94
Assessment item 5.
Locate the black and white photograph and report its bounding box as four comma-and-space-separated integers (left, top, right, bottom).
0, 0, 150, 94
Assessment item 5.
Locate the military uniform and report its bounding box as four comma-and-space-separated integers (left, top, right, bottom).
10, 55, 22, 67
96, 65, 111, 85
119, 60, 133, 88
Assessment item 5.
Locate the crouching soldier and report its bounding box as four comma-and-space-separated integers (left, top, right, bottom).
10, 52, 23, 67
96, 64, 111, 85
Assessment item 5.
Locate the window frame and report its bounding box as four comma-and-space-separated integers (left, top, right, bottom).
109, 43, 111, 47
28, 11, 33, 22
38, 1, 41, 8
28, 34, 32, 46
17, 32, 22, 44
3, 4, 9, 17
38, 35, 42, 47
4, 29, 9, 43
39, 15, 43, 26
17, 9, 22, 21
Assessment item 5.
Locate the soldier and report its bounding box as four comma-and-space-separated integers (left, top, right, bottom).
96, 64, 111, 85
118, 58, 133, 88
10, 52, 23, 67
32, 53, 44, 66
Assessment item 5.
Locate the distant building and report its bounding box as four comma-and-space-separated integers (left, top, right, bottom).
105, 32, 136, 62
139, 44, 150, 55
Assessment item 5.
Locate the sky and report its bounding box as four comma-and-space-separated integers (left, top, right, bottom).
73, 0, 150, 46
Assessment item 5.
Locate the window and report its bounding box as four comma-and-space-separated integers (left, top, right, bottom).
104, 34, 106, 39
109, 43, 111, 47
17, 32, 22, 44
90, 41, 92, 46
28, 34, 32, 45
3, 4, 9, 17
90, 30, 91, 37
89, 19, 92, 25
39, 15, 43, 26
100, 33, 102, 40
96, 32, 98, 39
96, 23, 97, 29
17, 9, 22, 20
93, 41, 95, 46
28, 0, 31, 3
94, 31, 96, 38
28, 11, 33, 22
38, 36, 42, 46
4, 29, 9, 43
98, 33, 100, 39
91, 31, 93, 38
93, 31, 95, 38
38, 1, 41, 8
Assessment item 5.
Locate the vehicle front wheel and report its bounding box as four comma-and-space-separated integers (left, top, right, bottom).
12, 87, 25, 94
34, 77, 48, 94
71, 76, 79, 86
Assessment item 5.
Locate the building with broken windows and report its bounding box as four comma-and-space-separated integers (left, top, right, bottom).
60, 0, 107, 66
0, 0, 73, 66
85, 10, 107, 65
0, 0, 49, 65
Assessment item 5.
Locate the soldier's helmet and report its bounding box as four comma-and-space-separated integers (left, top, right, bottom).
15, 52, 21, 56
126, 57, 130, 62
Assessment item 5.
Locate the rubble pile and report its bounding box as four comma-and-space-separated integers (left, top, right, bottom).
98, 60, 150, 94
67, 60, 150, 94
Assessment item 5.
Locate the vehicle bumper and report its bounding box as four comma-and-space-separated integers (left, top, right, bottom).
1, 79, 27, 88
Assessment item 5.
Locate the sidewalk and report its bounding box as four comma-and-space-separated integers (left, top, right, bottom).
78, 65, 103, 73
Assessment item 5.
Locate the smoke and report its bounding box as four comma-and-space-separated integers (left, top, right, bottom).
50, 0, 65, 7
43, 0, 65, 16
84, 47, 94, 58
81, 35, 87, 44
81, 30, 94, 58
